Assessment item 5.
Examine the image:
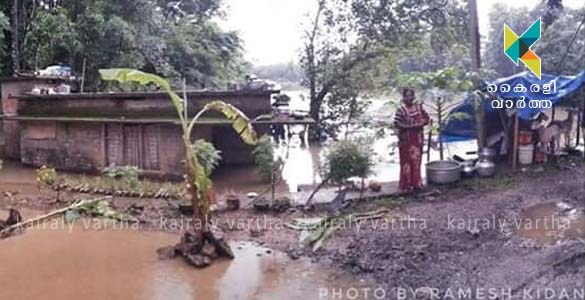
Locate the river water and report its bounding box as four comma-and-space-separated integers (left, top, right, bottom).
0, 90, 477, 196
0, 210, 367, 300
212, 90, 477, 193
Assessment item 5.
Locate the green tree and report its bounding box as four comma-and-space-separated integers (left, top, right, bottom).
300, 0, 466, 140
484, 3, 584, 77
537, 8, 585, 75
0, 11, 8, 73
2, 0, 247, 90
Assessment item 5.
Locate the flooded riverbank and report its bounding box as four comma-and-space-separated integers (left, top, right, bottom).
0, 90, 477, 197
0, 210, 366, 300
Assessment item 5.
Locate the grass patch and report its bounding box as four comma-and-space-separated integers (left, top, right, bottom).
461, 174, 515, 191
370, 196, 403, 209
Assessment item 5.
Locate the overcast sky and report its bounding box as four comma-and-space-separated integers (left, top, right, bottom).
219, 0, 584, 66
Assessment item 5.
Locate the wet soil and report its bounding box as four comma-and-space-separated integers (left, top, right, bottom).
321, 160, 585, 299
1, 158, 584, 299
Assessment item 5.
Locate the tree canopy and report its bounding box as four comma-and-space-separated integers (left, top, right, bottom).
300, 0, 471, 139
0, 0, 248, 90
484, 2, 584, 77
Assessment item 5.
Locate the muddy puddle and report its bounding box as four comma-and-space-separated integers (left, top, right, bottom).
0, 161, 39, 195
515, 202, 585, 243
0, 210, 366, 300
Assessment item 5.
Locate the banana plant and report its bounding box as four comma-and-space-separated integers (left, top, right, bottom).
100, 69, 257, 233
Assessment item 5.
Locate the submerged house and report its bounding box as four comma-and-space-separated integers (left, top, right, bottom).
0, 76, 310, 178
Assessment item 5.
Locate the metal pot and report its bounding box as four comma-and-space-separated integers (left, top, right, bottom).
426, 160, 461, 184
478, 147, 496, 160
476, 158, 496, 177
461, 160, 476, 177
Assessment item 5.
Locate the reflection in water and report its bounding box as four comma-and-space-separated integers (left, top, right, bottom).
0, 212, 364, 300
279, 138, 322, 192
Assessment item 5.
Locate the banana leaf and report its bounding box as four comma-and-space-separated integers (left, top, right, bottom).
189, 100, 258, 145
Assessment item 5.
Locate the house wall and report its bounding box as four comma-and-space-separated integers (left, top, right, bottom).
0, 80, 63, 159
20, 121, 105, 171
14, 90, 274, 177
19, 121, 259, 178
17, 92, 271, 119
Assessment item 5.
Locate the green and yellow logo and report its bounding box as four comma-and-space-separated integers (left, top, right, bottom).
504, 18, 542, 79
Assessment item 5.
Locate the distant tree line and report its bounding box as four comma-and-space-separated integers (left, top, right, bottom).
252, 63, 304, 89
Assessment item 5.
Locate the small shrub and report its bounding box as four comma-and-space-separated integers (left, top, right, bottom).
252, 135, 275, 182
102, 164, 141, 189
323, 138, 374, 185
36, 165, 57, 189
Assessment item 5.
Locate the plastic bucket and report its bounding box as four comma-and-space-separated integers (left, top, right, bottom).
519, 145, 534, 165
519, 131, 533, 145
534, 147, 547, 164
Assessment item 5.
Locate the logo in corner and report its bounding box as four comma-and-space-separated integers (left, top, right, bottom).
504, 18, 542, 79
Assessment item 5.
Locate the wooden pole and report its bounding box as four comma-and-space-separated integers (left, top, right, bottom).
80, 58, 87, 93
427, 120, 433, 162
438, 98, 444, 160
475, 92, 486, 149
577, 89, 583, 147
576, 107, 581, 147
581, 91, 585, 160
468, 0, 481, 71
468, 0, 484, 150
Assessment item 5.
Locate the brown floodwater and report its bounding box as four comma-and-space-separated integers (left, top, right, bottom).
0, 92, 478, 196
0, 210, 366, 300
0, 161, 39, 195
515, 202, 585, 243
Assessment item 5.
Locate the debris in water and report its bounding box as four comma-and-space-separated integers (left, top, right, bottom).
368, 181, 382, 192
0, 209, 23, 238
226, 194, 241, 211
160, 226, 235, 268
272, 196, 292, 212
73, 199, 138, 222
156, 245, 177, 260
253, 197, 270, 211
0, 196, 134, 239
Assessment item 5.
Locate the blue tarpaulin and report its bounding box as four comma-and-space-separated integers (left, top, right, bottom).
442, 71, 585, 140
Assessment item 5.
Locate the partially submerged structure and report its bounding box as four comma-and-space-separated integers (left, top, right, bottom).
0, 77, 311, 178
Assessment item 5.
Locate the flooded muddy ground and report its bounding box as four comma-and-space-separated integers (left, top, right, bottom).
0, 211, 368, 300
2, 159, 584, 299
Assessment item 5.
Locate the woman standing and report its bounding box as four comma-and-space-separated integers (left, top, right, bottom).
393, 88, 430, 191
